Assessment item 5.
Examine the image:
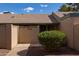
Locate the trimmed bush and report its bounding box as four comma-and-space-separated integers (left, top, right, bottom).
38, 30, 66, 51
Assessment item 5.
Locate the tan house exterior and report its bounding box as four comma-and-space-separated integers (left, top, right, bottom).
0, 14, 58, 50
59, 13, 79, 51
1, 13, 79, 51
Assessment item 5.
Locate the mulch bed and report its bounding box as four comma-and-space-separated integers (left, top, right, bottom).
17, 46, 79, 56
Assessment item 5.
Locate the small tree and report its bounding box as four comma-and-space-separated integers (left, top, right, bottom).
59, 4, 71, 12
59, 3, 79, 12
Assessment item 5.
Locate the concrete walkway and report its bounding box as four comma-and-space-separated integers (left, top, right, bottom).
6, 44, 79, 56
6, 44, 41, 56
0, 49, 9, 56
6, 44, 30, 56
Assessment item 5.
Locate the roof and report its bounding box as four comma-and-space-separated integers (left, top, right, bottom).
49, 14, 60, 23
54, 12, 65, 18
48, 12, 72, 22
57, 12, 79, 17
53, 12, 79, 21
68, 13, 79, 17
54, 12, 70, 18
0, 14, 53, 24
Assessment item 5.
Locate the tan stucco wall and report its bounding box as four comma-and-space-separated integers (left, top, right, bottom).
11, 24, 19, 49
60, 18, 74, 48
0, 24, 6, 48
0, 24, 11, 49
18, 25, 39, 44
72, 17, 79, 25
72, 17, 79, 50
0, 24, 40, 50
73, 24, 79, 50
6, 24, 11, 49
60, 17, 79, 51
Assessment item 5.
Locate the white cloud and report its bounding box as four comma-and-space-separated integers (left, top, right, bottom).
11, 12, 15, 14
40, 4, 48, 7
24, 7, 34, 12
0, 12, 3, 14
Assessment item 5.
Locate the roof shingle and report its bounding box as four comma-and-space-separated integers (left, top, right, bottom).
0, 14, 53, 24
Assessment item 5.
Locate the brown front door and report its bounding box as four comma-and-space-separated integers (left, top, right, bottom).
18, 25, 39, 44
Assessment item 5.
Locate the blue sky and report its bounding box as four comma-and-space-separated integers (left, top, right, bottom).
0, 3, 63, 14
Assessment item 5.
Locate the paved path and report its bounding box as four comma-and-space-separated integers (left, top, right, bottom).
0, 49, 9, 56
6, 44, 30, 56
6, 44, 79, 56
6, 44, 41, 56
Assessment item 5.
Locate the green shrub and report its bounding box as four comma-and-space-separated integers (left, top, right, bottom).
38, 30, 66, 51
